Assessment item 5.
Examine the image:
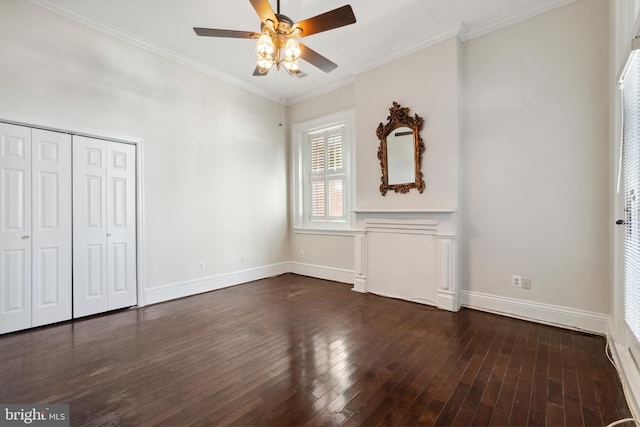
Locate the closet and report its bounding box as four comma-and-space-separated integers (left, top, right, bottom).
0, 122, 137, 334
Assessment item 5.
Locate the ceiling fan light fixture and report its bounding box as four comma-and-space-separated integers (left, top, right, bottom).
256, 54, 273, 72
284, 38, 301, 61
283, 57, 299, 73
255, 33, 275, 57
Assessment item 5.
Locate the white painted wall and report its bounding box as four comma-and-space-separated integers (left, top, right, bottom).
0, 0, 289, 299
354, 37, 460, 210
288, 85, 355, 125
461, 0, 609, 314
290, 233, 354, 270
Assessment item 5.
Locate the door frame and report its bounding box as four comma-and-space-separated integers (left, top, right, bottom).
610, 3, 640, 416
0, 111, 147, 308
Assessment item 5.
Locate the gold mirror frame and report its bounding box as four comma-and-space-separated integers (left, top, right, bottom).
376, 102, 425, 195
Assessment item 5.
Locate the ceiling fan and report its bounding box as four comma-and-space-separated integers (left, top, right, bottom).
193, 0, 356, 76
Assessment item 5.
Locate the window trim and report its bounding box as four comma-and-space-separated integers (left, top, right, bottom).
291, 108, 355, 231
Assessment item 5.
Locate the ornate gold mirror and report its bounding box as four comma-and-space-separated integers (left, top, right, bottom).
376, 102, 425, 195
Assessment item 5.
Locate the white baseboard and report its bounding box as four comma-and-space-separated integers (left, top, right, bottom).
461, 290, 608, 334
287, 262, 355, 284
145, 262, 289, 305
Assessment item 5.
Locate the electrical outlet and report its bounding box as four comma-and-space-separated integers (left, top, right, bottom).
512, 275, 522, 288
522, 277, 531, 289
199, 261, 205, 270
300, 250, 305, 258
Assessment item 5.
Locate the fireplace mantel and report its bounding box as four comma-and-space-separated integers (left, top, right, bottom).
352, 209, 459, 312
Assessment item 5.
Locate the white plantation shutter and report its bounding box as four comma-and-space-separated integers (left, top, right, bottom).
622, 51, 640, 342
311, 136, 325, 173
311, 181, 325, 216
327, 134, 343, 171
328, 179, 343, 217
309, 126, 345, 221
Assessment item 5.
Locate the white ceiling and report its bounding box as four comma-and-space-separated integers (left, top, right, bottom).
28, 0, 573, 104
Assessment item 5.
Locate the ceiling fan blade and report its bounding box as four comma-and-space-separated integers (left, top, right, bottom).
249, 0, 277, 25
253, 65, 270, 76
194, 28, 260, 39
299, 42, 337, 73
294, 5, 356, 37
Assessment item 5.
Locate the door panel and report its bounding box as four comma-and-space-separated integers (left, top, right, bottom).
38, 247, 59, 304
0, 123, 31, 334
3, 250, 26, 309
86, 244, 104, 297
86, 176, 103, 228
32, 129, 71, 327
39, 172, 59, 229
106, 142, 136, 310
4, 169, 26, 230
73, 137, 136, 316
73, 135, 108, 318
112, 243, 127, 293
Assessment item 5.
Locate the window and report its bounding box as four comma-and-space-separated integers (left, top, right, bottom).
292, 109, 354, 231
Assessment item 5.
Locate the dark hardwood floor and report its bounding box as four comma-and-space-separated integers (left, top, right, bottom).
0, 274, 633, 426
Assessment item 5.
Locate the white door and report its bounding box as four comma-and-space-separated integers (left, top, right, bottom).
619, 48, 640, 361
73, 136, 108, 317
31, 129, 72, 327
73, 136, 136, 317
106, 142, 137, 310
0, 123, 32, 334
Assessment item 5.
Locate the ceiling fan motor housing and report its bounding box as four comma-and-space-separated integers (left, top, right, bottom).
261, 14, 299, 49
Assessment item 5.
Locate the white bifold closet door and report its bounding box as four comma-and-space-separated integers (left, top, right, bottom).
73, 135, 137, 318
32, 129, 72, 327
0, 123, 72, 334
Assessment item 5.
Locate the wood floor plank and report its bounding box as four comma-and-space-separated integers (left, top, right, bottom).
489, 323, 528, 426
528, 327, 550, 426
0, 274, 632, 426
546, 402, 565, 427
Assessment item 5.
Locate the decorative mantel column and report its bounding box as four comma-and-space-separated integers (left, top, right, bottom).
352, 209, 459, 312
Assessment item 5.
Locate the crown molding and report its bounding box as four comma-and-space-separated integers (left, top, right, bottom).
25, 0, 281, 103
351, 26, 463, 76
352, 0, 575, 75
463, 0, 576, 41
